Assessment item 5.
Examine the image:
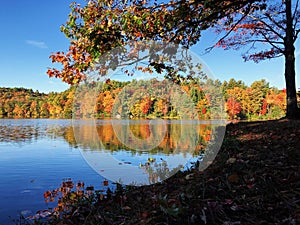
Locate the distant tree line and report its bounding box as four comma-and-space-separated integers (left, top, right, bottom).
0, 87, 74, 118
0, 78, 298, 120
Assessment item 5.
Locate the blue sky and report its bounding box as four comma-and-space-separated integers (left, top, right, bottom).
0, 1, 299, 93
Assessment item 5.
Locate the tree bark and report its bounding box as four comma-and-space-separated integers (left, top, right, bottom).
284, 0, 300, 119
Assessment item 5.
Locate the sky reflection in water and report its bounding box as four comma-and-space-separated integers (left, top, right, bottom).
0, 119, 217, 224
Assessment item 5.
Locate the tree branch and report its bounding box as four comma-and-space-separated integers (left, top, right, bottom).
166, 0, 257, 45
244, 13, 285, 40
292, 0, 299, 21
264, 11, 286, 31
295, 29, 300, 40
227, 38, 283, 47
205, 12, 250, 52
258, 31, 285, 53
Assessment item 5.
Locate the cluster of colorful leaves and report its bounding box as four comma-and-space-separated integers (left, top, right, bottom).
39, 178, 110, 222
226, 97, 242, 119
47, 0, 261, 85
28, 177, 149, 224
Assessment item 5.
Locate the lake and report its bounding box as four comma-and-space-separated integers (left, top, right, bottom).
0, 119, 224, 224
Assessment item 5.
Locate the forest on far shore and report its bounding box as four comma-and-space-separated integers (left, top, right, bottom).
1, 78, 299, 120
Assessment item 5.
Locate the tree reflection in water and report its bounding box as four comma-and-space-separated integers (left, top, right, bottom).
0, 119, 69, 145
0, 119, 224, 185
69, 119, 221, 185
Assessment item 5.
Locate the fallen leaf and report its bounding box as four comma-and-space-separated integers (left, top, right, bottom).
227, 157, 237, 164
228, 174, 239, 183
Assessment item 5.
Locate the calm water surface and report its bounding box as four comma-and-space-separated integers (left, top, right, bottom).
0, 119, 217, 224
0, 119, 106, 224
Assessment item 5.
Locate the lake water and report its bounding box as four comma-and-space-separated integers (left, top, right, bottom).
0, 119, 223, 224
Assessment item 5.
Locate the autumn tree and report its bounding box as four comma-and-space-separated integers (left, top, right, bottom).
226, 97, 242, 119
213, 0, 300, 119
154, 99, 169, 116
265, 88, 287, 118
47, 0, 262, 84
140, 96, 153, 115
102, 91, 114, 114
250, 79, 269, 115
30, 100, 39, 117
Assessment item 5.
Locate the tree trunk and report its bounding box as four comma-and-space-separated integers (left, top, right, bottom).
284, 0, 299, 119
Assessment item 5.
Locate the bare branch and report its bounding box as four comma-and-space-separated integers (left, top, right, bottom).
293, 15, 299, 31
116, 55, 150, 67
253, 26, 284, 37
292, 0, 299, 21
264, 11, 286, 31
225, 38, 283, 47
295, 29, 300, 40
293, 1, 300, 32
258, 31, 285, 53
